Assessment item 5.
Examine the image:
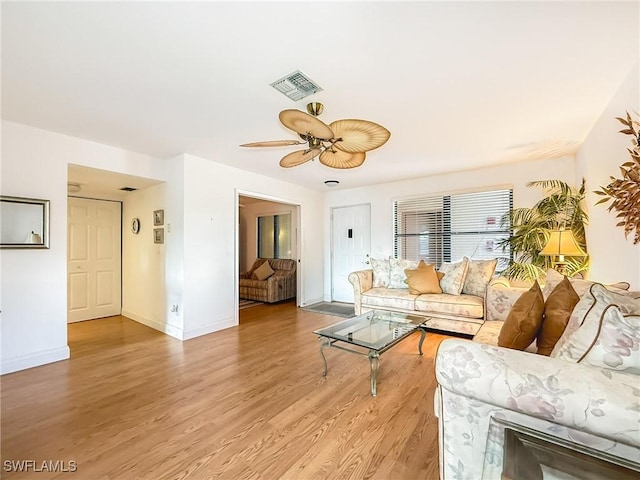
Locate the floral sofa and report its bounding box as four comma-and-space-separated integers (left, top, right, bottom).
435, 272, 640, 479
349, 257, 498, 336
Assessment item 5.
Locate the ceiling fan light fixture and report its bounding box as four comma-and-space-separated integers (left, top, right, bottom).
306, 102, 324, 116
240, 103, 390, 170
324, 180, 340, 187
270, 70, 322, 101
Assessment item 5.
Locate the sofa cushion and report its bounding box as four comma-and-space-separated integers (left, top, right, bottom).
414, 293, 484, 319
253, 261, 274, 280
404, 262, 443, 294
498, 281, 544, 350
537, 277, 580, 356
370, 257, 391, 288
551, 283, 640, 363
361, 287, 417, 310
438, 257, 469, 295
389, 258, 421, 288
462, 257, 498, 297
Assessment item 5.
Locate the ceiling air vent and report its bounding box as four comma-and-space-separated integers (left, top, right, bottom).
270, 70, 322, 101
120, 187, 137, 192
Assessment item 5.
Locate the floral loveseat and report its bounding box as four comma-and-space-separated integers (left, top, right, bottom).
349, 257, 498, 336
435, 273, 640, 479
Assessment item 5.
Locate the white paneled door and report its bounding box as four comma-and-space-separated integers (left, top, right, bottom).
331, 204, 371, 303
68, 198, 122, 323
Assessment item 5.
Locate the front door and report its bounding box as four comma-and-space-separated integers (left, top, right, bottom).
331, 204, 371, 302
68, 197, 122, 323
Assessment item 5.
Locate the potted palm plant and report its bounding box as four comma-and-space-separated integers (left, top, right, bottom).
500, 179, 589, 281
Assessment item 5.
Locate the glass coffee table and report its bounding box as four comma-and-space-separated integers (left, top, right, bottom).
313, 310, 427, 396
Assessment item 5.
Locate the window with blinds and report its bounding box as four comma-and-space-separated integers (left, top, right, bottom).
393, 189, 512, 271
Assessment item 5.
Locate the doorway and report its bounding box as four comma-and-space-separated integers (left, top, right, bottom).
237, 193, 301, 314
331, 204, 371, 302
67, 197, 122, 322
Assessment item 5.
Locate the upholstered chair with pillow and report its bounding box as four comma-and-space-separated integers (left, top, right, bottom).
239, 258, 296, 303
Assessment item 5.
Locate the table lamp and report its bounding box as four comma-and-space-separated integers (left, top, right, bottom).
539, 228, 586, 275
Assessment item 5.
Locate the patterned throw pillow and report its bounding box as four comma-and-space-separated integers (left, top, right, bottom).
551, 283, 640, 361
370, 258, 391, 288
388, 258, 421, 288
580, 306, 640, 374
542, 268, 631, 300
497, 281, 545, 350
462, 258, 498, 297
438, 257, 469, 295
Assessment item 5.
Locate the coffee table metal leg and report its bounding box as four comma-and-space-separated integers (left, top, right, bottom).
320, 337, 330, 376
418, 327, 426, 356
368, 351, 380, 397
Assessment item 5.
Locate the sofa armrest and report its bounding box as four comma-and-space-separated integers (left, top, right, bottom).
435, 338, 640, 448
484, 276, 530, 321
348, 269, 373, 315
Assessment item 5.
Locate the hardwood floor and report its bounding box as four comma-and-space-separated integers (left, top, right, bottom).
1, 301, 448, 479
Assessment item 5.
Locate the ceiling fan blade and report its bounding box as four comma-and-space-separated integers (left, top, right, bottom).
240, 140, 304, 147
329, 119, 391, 153
279, 109, 334, 141
319, 149, 366, 169
279, 148, 321, 168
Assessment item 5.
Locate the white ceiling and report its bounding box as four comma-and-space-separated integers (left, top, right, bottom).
3, 2, 639, 192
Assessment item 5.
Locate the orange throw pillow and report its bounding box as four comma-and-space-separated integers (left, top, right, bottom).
404, 262, 443, 294
498, 281, 544, 350
537, 277, 579, 356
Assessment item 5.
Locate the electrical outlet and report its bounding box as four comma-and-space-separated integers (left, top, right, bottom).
170, 304, 179, 313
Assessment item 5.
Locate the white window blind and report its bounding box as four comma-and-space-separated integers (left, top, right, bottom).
393, 189, 512, 270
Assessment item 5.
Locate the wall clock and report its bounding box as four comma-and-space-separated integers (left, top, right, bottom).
131, 217, 140, 234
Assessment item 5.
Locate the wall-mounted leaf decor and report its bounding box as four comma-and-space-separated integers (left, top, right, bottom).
594, 111, 640, 244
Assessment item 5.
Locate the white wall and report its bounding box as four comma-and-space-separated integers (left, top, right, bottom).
0, 121, 164, 374
181, 154, 323, 339
122, 180, 187, 338
577, 61, 640, 289
323, 156, 577, 297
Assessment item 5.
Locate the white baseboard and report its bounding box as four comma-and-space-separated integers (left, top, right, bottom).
183, 317, 235, 340
121, 310, 184, 340
301, 296, 325, 307
121, 310, 235, 341
1, 346, 70, 375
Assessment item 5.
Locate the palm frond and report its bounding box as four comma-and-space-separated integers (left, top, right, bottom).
503, 178, 589, 281
501, 262, 546, 282
527, 179, 573, 197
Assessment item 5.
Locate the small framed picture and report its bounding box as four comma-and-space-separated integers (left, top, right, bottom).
153, 209, 164, 226
154, 228, 164, 244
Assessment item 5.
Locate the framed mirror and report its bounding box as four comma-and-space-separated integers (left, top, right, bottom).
0, 195, 50, 249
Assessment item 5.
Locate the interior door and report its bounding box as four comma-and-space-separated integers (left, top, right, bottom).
68, 197, 122, 323
331, 204, 371, 302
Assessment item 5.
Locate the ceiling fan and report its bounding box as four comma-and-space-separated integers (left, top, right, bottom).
240, 102, 391, 169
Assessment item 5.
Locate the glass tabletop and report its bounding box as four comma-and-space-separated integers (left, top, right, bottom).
313, 310, 425, 351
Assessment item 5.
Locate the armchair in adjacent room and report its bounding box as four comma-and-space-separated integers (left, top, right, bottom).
239, 258, 296, 303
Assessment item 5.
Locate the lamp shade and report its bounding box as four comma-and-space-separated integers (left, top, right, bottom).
540, 229, 586, 257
